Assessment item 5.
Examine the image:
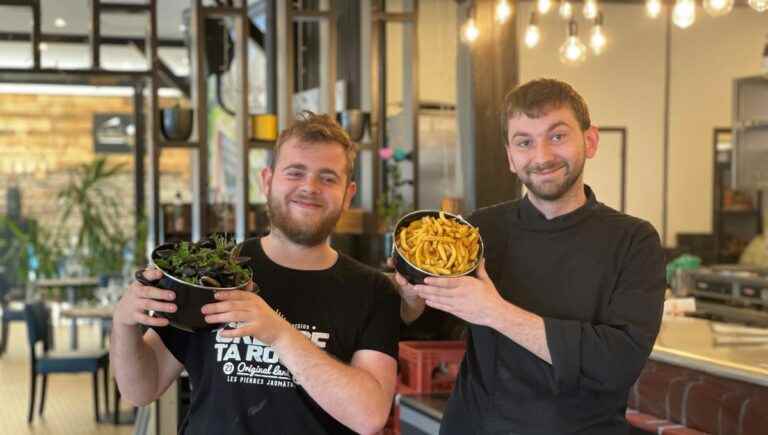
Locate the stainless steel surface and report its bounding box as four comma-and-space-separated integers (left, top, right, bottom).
652, 316, 768, 387
687, 265, 768, 325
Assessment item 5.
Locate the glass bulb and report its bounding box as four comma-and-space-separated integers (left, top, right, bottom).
525, 25, 541, 48
462, 18, 480, 43
590, 25, 607, 55
496, 0, 513, 23
703, 0, 733, 16
538, 0, 552, 14
559, 1, 573, 19
646, 0, 662, 18
583, 0, 598, 20
560, 36, 587, 65
673, 0, 695, 29
749, 0, 768, 12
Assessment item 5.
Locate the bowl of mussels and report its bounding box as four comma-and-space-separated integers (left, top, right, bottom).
136, 235, 253, 332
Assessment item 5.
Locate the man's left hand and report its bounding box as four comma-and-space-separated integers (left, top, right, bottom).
201, 282, 292, 344
415, 260, 504, 326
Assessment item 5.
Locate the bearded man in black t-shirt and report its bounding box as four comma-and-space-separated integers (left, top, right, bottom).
111, 111, 400, 435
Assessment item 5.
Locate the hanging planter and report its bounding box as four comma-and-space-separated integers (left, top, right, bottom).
160, 106, 194, 141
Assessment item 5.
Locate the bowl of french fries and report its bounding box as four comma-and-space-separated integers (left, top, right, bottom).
392, 210, 484, 285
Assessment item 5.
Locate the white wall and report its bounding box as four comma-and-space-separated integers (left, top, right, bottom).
517, 4, 768, 245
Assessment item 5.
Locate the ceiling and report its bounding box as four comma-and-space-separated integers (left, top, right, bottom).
0, 0, 194, 73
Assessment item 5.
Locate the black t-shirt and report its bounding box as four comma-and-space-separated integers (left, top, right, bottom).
152, 237, 400, 435
441, 186, 665, 435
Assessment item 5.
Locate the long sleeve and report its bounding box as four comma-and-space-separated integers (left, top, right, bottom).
543, 222, 666, 394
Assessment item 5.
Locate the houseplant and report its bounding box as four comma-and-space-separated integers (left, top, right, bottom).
57, 157, 131, 278
376, 147, 413, 259
376, 147, 413, 232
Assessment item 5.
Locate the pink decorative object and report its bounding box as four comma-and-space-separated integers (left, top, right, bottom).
378, 147, 394, 160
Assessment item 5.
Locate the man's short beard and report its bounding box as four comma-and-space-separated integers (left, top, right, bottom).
522, 158, 584, 201
266, 192, 343, 247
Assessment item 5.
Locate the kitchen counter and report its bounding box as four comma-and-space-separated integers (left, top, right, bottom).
398, 393, 449, 435
651, 316, 768, 387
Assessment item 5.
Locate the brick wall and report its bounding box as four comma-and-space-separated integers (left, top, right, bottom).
0, 93, 190, 236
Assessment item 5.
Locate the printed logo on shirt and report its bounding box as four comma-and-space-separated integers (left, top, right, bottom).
213, 320, 329, 389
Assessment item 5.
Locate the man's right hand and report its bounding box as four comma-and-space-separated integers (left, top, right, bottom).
387, 258, 426, 323
394, 273, 422, 304
113, 268, 177, 327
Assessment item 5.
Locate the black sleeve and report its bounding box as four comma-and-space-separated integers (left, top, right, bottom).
150, 323, 192, 366
355, 273, 401, 359
543, 222, 666, 394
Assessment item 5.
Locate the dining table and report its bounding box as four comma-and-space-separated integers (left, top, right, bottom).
59, 304, 114, 350
34, 277, 101, 349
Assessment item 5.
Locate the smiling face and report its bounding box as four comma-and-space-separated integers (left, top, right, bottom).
505, 105, 598, 202
261, 138, 357, 247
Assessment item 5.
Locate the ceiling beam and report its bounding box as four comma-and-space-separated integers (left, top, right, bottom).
0, 32, 186, 48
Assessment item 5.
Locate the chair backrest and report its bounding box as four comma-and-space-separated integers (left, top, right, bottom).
24, 302, 52, 355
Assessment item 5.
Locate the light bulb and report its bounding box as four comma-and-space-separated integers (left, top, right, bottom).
525, 25, 541, 48
590, 26, 607, 55
703, 0, 733, 16
560, 36, 587, 65
583, 0, 598, 20
462, 18, 480, 43
559, 1, 573, 19
673, 0, 696, 29
496, 0, 513, 23
538, 0, 552, 15
646, 0, 662, 18
560, 21, 586, 65
525, 12, 541, 48
749, 0, 768, 12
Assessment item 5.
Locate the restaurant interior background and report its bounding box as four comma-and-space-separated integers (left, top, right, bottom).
0, 1, 767, 434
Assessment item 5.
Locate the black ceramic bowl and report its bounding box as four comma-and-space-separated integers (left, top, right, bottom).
136, 242, 253, 332
160, 107, 193, 141
392, 210, 484, 285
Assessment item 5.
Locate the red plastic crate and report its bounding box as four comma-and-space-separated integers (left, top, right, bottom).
398, 340, 466, 394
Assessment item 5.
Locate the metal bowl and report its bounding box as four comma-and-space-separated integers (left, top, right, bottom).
336, 110, 369, 142
135, 242, 253, 332
392, 210, 484, 285
160, 107, 194, 141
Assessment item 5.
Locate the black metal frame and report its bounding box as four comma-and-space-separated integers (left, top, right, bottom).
370, 0, 419, 231
711, 127, 764, 263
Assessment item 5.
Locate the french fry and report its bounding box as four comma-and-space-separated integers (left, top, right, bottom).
395, 213, 481, 276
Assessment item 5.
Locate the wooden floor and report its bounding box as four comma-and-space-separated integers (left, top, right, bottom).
0, 316, 133, 435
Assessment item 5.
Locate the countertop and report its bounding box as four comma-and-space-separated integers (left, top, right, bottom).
651, 316, 768, 387
399, 393, 450, 420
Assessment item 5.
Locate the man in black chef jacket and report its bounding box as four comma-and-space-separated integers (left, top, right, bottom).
397, 78, 666, 435
111, 112, 400, 435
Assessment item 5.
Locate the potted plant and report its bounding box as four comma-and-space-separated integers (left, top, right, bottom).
57, 157, 131, 278
138, 235, 253, 331
376, 147, 413, 259
151, 235, 251, 288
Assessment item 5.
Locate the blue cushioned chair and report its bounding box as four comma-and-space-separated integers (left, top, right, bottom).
0, 274, 26, 357
24, 302, 110, 423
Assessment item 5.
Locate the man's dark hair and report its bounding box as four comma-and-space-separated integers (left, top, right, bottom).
502, 78, 592, 144
272, 110, 358, 179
